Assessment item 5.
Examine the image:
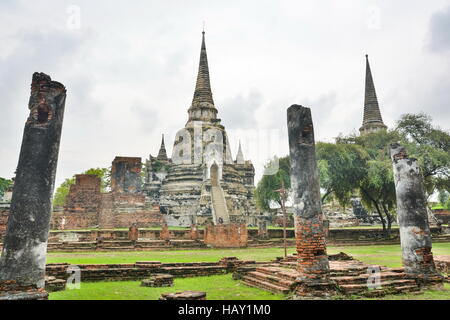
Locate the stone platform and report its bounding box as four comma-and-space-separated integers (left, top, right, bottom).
141, 274, 174, 287
45, 258, 258, 282
235, 254, 444, 298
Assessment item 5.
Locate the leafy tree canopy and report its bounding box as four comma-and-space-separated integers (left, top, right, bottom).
254, 156, 290, 211
0, 177, 13, 198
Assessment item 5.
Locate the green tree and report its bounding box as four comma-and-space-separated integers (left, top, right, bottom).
254, 113, 448, 237
353, 130, 400, 235
438, 190, 449, 207
53, 176, 76, 208
395, 113, 450, 197
359, 159, 396, 235
254, 156, 290, 211
53, 167, 111, 208
0, 177, 13, 199
316, 142, 369, 205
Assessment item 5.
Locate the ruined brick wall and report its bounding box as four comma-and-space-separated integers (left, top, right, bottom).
98, 193, 163, 229
0, 206, 10, 242
50, 172, 163, 230
111, 157, 142, 193
160, 223, 170, 240
53, 174, 102, 230
204, 223, 247, 248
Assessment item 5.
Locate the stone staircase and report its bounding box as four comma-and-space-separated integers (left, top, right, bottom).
241, 266, 298, 294
332, 267, 420, 297
211, 186, 230, 224
238, 259, 423, 297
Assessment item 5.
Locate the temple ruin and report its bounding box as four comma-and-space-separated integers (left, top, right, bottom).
51, 157, 164, 230
143, 31, 257, 227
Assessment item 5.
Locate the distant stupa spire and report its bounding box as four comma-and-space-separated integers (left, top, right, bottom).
187, 30, 218, 123
192, 31, 214, 106
236, 141, 245, 164
157, 134, 168, 161
359, 54, 387, 135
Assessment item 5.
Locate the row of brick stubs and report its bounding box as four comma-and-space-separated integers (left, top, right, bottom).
160, 223, 170, 241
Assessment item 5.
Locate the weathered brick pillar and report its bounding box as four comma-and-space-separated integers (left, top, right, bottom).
257, 220, 268, 239
128, 226, 139, 242
190, 224, 199, 240
160, 222, 170, 241
287, 105, 333, 297
0, 73, 66, 299
390, 143, 441, 282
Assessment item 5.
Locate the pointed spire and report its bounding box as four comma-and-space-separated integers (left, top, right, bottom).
157, 134, 168, 161
360, 54, 387, 134
236, 141, 245, 164
192, 31, 214, 106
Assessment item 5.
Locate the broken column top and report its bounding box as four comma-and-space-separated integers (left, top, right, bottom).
390, 142, 417, 162
31, 72, 65, 91
27, 72, 66, 128
287, 105, 315, 146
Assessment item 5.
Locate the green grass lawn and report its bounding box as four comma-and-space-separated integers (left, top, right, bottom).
46, 243, 450, 300
46, 243, 450, 268
49, 274, 284, 300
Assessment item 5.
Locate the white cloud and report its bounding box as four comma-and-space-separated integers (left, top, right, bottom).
0, 0, 449, 189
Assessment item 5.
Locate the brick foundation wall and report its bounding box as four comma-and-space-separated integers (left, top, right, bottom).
42, 226, 446, 243
204, 223, 248, 248
98, 193, 163, 229
45, 259, 256, 282
51, 178, 164, 230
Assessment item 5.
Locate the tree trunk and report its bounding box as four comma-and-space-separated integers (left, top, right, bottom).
381, 204, 392, 238
321, 190, 332, 203
360, 187, 388, 237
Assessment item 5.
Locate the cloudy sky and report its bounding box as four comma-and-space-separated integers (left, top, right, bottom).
1, 0, 449, 188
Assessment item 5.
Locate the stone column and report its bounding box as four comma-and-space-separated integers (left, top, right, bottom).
160, 222, 170, 241
287, 105, 332, 297
390, 143, 440, 280
190, 223, 199, 240
0, 73, 66, 299
257, 220, 268, 239
128, 226, 139, 242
